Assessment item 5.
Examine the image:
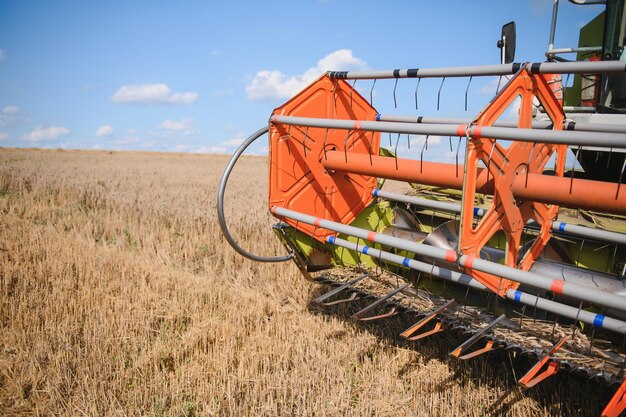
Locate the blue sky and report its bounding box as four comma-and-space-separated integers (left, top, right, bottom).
0, 0, 604, 156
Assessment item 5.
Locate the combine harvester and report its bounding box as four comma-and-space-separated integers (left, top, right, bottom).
219, 1, 626, 414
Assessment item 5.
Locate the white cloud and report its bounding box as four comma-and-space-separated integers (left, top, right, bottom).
21, 126, 70, 142
157, 117, 194, 137
95, 125, 113, 137
211, 88, 235, 97
0, 106, 20, 127
2, 106, 18, 114
246, 49, 367, 101
221, 133, 245, 147
0, 132, 8, 141
195, 145, 228, 154
111, 83, 198, 105
0, 50, 5, 63
158, 117, 194, 131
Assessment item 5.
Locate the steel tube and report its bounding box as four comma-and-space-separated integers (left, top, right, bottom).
328, 236, 626, 334
376, 114, 626, 135
271, 205, 626, 312
323, 151, 626, 215
374, 188, 626, 245
272, 115, 626, 148
328, 61, 626, 80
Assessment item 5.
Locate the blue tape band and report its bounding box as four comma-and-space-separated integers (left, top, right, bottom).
402, 258, 411, 267
514, 290, 522, 303
473, 207, 479, 216
328, 236, 335, 244
593, 314, 605, 328
376, 113, 381, 121
559, 222, 566, 232
373, 189, 379, 197
361, 245, 369, 254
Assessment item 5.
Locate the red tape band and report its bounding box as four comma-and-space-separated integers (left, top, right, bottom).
445, 250, 457, 262
313, 218, 322, 227
464, 256, 476, 269
354, 121, 362, 130
550, 279, 565, 295
367, 231, 377, 242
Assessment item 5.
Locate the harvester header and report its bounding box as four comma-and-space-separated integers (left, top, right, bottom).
218, 8, 626, 415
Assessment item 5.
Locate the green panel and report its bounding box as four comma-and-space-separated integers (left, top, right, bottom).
565, 11, 605, 107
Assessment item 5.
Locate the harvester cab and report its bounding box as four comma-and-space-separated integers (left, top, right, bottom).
218, 1, 626, 415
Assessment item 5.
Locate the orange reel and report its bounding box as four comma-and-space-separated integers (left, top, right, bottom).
269, 75, 380, 241
459, 67, 567, 295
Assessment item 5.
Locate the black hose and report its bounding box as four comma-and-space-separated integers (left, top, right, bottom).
216, 126, 294, 262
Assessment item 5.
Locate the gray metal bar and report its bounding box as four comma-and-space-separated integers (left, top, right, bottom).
272, 115, 626, 148
376, 114, 626, 135
327, 236, 626, 334
328, 61, 626, 80
547, 0, 559, 54
217, 126, 294, 263
374, 188, 626, 246
271, 205, 626, 312
547, 46, 603, 55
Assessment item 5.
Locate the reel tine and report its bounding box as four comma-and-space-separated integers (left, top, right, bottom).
286, 125, 292, 155
525, 146, 534, 188
350, 79, 357, 108
414, 78, 421, 110
487, 140, 496, 184
369, 131, 375, 165
388, 132, 392, 147
393, 78, 399, 109
332, 79, 338, 115
370, 79, 376, 106
563, 73, 571, 103
465, 76, 473, 111
449, 136, 453, 152
407, 134, 411, 150
303, 126, 309, 158
437, 77, 446, 111
323, 128, 329, 160
394, 133, 401, 170
616, 159, 626, 199
495, 75, 503, 96
420, 135, 429, 173
570, 145, 581, 194
344, 130, 351, 163
455, 136, 462, 178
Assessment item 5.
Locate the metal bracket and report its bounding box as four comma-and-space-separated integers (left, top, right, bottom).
351, 283, 410, 321
312, 274, 368, 305
518, 335, 568, 389
450, 314, 505, 360
602, 379, 626, 417
400, 299, 456, 341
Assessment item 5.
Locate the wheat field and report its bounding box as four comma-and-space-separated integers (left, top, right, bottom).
0, 148, 610, 416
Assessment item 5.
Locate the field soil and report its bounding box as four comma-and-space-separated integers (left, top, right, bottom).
0, 148, 606, 416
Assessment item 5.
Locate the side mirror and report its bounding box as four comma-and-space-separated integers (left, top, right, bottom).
497, 21, 516, 64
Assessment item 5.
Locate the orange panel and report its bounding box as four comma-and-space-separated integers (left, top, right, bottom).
459, 68, 567, 296
268, 74, 379, 241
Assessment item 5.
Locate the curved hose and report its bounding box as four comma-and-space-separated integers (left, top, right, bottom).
217, 126, 294, 262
